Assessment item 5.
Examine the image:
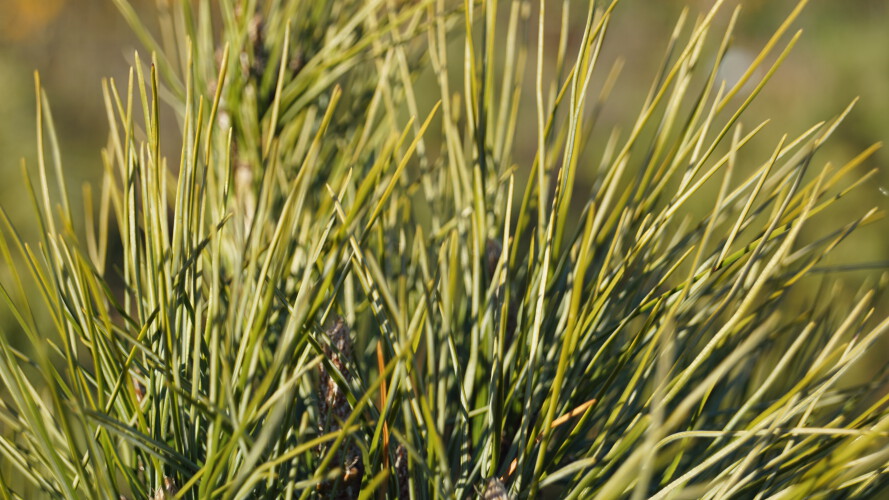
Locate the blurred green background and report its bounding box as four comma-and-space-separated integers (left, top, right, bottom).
0, 0, 886, 307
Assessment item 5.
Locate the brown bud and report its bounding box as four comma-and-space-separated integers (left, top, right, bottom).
482, 477, 511, 500
316, 318, 363, 499
151, 476, 178, 500
394, 443, 409, 498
